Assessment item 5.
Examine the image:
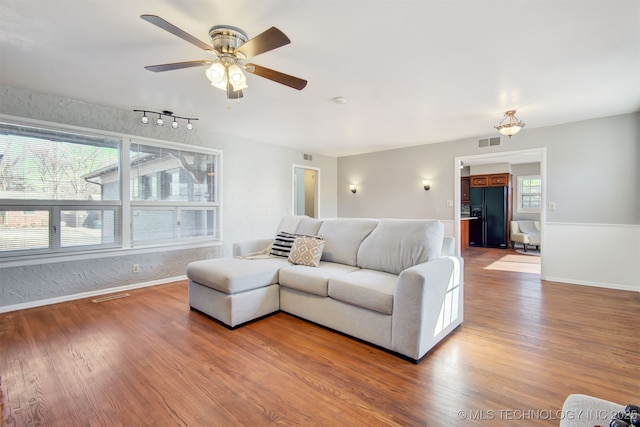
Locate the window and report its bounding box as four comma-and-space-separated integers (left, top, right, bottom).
517, 175, 542, 213
0, 120, 221, 258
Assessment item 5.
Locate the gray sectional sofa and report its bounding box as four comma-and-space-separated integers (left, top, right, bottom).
186, 216, 464, 362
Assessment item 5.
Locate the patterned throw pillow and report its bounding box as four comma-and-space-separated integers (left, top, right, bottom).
288, 236, 325, 267
270, 231, 299, 257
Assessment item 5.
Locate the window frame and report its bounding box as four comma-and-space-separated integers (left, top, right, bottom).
516, 174, 542, 213
0, 115, 222, 263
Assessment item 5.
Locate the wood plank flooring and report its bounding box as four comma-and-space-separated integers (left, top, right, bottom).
1, 247, 638, 426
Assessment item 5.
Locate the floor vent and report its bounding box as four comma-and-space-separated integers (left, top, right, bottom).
478, 136, 502, 148
91, 293, 131, 303
303, 153, 313, 161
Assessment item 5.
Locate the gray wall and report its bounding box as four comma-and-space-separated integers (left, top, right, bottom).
338, 113, 639, 225
0, 85, 337, 309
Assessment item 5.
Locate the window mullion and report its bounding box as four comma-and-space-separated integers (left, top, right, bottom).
50, 207, 61, 250
121, 138, 132, 248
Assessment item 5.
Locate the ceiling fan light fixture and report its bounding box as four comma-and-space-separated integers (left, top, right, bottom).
141, 16, 307, 101
206, 62, 228, 90
495, 110, 525, 138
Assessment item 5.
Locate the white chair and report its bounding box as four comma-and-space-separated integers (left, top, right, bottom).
510, 220, 540, 251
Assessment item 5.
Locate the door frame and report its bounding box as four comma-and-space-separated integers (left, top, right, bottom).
454, 147, 547, 275
292, 164, 321, 218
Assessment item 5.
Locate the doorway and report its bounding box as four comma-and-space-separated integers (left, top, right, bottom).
454, 148, 546, 278
293, 165, 320, 218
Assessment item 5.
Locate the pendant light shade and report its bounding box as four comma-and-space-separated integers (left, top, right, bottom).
495, 110, 525, 138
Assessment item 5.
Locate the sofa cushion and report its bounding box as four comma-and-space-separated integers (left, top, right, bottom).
357, 219, 444, 275
328, 269, 397, 315
318, 218, 378, 266
288, 236, 325, 267
296, 217, 323, 236
279, 262, 360, 296
186, 258, 291, 294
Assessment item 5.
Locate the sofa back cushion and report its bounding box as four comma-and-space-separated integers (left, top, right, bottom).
357, 219, 444, 275
296, 217, 324, 236
318, 218, 378, 266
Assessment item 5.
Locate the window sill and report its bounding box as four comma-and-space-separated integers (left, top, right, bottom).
0, 240, 223, 269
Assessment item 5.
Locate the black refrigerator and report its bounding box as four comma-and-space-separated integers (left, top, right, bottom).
469, 186, 508, 248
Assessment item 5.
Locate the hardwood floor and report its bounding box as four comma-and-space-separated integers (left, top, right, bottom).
1, 248, 638, 426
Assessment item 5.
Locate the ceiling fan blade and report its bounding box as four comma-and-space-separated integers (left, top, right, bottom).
235, 27, 290, 59
145, 60, 213, 72
226, 83, 244, 99
141, 15, 213, 52
246, 64, 307, 90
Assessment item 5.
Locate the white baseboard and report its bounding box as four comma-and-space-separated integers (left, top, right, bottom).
0, 275, 187, 314
542, 275, 639, 293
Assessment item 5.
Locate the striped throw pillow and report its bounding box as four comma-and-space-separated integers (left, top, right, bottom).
270, 231, 299, 258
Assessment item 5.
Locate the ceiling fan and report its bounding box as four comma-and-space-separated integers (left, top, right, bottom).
141, 15, 307, 100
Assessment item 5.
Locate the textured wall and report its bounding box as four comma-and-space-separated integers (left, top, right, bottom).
0, 85, 338, 310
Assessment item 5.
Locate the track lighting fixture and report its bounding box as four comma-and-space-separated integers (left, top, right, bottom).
134, 110, 198, 130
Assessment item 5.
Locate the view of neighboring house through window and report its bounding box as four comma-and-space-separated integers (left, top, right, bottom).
517, 175, 542, 213
0, 121, 221, 258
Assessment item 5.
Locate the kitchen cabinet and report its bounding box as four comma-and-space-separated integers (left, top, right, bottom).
471, 175, 489, 187
460, 218, 470, 249
470, 173, 510, 187
461, 177, 470, 203
489, 173, 510, 187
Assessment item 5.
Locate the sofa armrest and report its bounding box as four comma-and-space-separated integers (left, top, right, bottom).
441, 236, 455, 256
392, 256, 464, 361
559, 394, 624, 427
232, 238, 273, 257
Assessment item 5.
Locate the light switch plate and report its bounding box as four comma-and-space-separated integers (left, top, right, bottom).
446, 200, 454, 207
548, 202, 556, 211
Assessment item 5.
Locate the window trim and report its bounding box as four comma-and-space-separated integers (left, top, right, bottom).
0, 114, 223, 263
516, 174, 542, 213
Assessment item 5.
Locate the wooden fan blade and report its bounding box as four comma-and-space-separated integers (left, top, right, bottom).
141, 15, 213, 52
246, 63, 307, 90
145, 60, 212, 72
226, 83, 244, 99
235, 27, 290, 59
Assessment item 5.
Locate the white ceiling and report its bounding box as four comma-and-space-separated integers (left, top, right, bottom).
1, 1, 638, 157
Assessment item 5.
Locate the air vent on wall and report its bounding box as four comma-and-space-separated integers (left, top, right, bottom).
478, 136, 502, 148
303, 153, 313, 161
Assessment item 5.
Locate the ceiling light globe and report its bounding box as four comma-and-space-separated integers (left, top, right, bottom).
186, 121, 193, 131
171, 119, 178, 129
141, 115, 149, 124
157, 116, 163, 126
206, 63, 228, 91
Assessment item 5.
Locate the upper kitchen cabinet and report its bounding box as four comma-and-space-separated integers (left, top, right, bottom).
461, 177, 470, 203
471, 173, 510, 188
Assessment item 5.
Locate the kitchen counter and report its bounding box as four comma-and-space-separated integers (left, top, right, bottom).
460, 216, 477, 250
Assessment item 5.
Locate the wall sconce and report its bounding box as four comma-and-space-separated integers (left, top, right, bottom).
422, 180, 431, 191
350, 184, 357, 194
